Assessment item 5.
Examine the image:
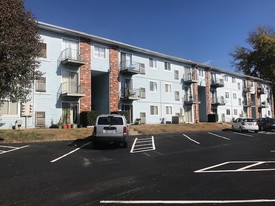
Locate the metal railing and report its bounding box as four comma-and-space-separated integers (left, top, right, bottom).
61, 81, 82, 94
211, 78, 224, 86
121, 88, 143, 99
212, 96, 225, 105
183, 73, 198, 82
120, 60, 144, 73
58, 48, 85, 64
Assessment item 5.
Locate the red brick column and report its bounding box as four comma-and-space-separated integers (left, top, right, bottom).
193, 68, 199, 123
271, 87, 275, 118
205, 70, 211, 115
80, 40, 91, 112
247, 80, 252, 118
109, 47, 119, 113
255, 83, 260, 119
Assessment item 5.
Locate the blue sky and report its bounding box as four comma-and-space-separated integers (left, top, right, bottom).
25, 0, 275, 71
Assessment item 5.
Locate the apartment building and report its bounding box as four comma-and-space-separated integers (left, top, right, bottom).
0, 22, 274, 129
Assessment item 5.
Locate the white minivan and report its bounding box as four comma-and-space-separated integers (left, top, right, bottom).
93, 114, 128, 148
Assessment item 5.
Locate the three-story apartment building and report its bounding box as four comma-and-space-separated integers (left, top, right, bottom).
0, 22, 274, 128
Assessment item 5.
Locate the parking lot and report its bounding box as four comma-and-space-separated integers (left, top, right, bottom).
1, 129, 275, 205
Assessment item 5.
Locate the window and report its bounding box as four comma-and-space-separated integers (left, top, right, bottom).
175, 91, 180, 101
35, 77, 46, 92
238, 82, 241, 90
226, 109, 230, 115
233, 93, 237, 99
224, 75, 228, 81
149, 58, 157, 68
149, 81, 157, 92
239, 98, 242, 106
164, 83, 172, 93
0, 101, 18, 115
232, 77, 236, 83
38, 42, 47, 58
225, 92, 229, 98
94, 45, 106, 58
174, 70, 179, 80
166, 106, 172, 115
164, 62, 171, 71
234, 109, 238, 115
150, 105, 158, 115
36, 112, 45, 127
199, 69, 204, 77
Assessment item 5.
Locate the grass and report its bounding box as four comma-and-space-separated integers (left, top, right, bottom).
0, 122, 232, 143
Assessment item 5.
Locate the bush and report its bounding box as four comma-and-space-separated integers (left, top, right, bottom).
208, 114, 218, 122
80, 111, 99, 127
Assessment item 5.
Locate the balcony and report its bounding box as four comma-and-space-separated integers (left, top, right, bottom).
120, 88, 143, 100
211, 78, 224, 88
183, 95, 200, 105
120, 61, 145, 75
257, 87, 265, 95
61, 82, 85, 97
212, 96, 225, 106
183, 73, 198, 84
59, 48, 85, 67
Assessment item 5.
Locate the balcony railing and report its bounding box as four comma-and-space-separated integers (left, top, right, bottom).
120, 61, 145, 75
61, 82, 85, 97
212, 96, 225, 106
183, 94, 200, 105
183, 73, 198, 84
121, 88, 143, 100
211, 78, 224, 87
59, 48, 85, 66
243, 86, 250, 93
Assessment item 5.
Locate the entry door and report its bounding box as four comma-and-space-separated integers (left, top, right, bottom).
184, 106, 193, 122
121, 52, 132, 68
63, 39, 78, 59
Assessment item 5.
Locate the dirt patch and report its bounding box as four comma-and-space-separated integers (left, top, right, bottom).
0, 123, 232, 143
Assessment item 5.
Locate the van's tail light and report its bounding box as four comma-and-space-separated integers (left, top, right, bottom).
123, 127, 127, 135
93, 126, 97, 135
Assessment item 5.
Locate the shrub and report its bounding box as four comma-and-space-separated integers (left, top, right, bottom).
80, 111, 99, 127
208, 114, 218, 122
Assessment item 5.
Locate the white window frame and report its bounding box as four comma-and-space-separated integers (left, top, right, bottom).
0, 100, 19, 115
233, 93, 237, 99
175, 91, 180, 101
164, 83, 172, 93
226, 109, 230, 115
35, 77, 46, 92
225, 92, 229, 98
149, 58, 157, 68
199, 69, 204, 77
174, 70, 179, 80
149, 81, 158, 92
165, 105, 173, 115
150, 105, 158, 115
164, 61, 171, 71
234, 109, 238, 115
35, 111, 46, 127
93, 45, 106, 59
232, 77, 236, 83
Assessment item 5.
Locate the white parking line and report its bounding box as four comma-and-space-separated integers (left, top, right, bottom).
183, 134, 200, 145
233, 132, 253, 137
0, 145, 29, 155
195, 161, 275, 173
130, 136, 155, 154
50, 142, 92, 163
208, 132, 230, 140
100, 199, 275, 204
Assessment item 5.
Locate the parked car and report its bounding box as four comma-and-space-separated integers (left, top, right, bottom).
92, 114, 128, 148
232, 118, 259, 133
256, 117, 275, 131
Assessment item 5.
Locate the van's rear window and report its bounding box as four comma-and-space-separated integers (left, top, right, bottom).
98, 117, 123, 125
243, 119, 256, 122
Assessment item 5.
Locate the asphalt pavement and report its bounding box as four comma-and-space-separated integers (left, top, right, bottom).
1, 129, 275, 206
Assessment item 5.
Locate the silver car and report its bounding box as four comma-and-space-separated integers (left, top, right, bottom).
93, 114, 128, 148
232, 118, 259, 133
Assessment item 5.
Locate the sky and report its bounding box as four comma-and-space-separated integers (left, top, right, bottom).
24, 0, 275, 72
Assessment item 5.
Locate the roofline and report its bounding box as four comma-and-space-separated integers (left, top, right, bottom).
37, 21, 272, 84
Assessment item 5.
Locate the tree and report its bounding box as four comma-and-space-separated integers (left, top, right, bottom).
0, 0, 42, 102
231, 26, 275, 82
